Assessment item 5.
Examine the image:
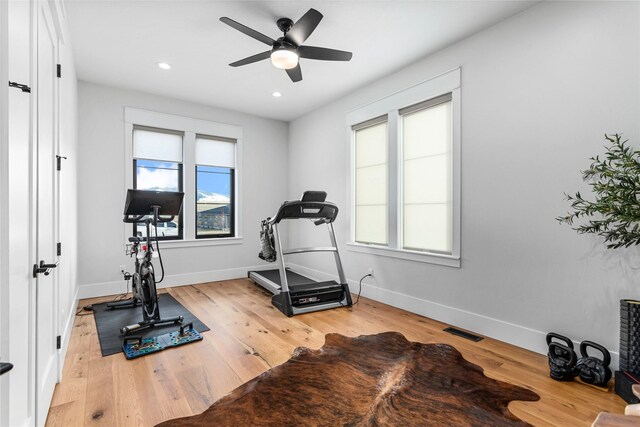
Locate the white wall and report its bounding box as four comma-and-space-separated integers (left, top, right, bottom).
76, 82, 289, 297
287, 1, 640, 358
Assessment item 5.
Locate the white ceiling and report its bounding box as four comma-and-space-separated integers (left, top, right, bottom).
64, 1, 537, 122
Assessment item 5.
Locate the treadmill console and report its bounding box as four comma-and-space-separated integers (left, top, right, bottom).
301, 191, 327, 203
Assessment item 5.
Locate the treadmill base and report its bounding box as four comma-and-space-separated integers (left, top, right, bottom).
271, 286, 352, 317
249, 269, 352, 317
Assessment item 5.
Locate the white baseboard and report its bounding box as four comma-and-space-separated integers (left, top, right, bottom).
58, 286, 79, 379
77, 262, 620, 369
287, 263, 619, 369
77, 264, 270, 300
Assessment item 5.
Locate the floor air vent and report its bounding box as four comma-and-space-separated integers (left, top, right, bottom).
444, 327, 484, 342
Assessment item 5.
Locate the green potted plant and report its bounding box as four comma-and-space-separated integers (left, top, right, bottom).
557, 133, 640, 401
558, 134, 640, 248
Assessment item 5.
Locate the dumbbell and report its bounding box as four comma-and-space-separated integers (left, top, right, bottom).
546, 332, 578, 381
575, 340, 612, 387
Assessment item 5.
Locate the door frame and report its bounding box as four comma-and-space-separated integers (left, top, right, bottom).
0, 0, 11, 422
34, 1, 60, 425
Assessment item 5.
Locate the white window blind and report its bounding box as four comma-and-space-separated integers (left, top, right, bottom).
354, 118, 388, 245
132, 127, 183, 162
195, 135, 236, 168
401, 95, 452, 253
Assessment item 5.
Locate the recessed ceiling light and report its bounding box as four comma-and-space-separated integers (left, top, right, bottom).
157, 62, 171, 70
272, 91, 282, 98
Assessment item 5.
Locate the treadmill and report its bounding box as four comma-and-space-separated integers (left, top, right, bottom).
249, 191, 352, 317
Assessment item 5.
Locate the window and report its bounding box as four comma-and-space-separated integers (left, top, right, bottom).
347, 68, 460, 267
354, 117, 388, 245
195, 135, 236, 238
401, 94, 452, 253
124, 108, 243, 247
132, 127, 184, 240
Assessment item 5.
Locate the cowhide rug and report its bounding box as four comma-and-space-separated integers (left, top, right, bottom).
157, 332, 539, 426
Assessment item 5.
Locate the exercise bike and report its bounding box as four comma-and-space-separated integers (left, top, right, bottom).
117, 189, 185, 335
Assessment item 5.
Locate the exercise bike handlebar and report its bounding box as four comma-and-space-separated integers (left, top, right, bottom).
122, 214, 175, 224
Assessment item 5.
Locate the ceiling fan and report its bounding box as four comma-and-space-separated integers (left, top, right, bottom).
220, 8, 353, 83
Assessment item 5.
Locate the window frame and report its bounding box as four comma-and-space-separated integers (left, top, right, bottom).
346, 67, 461, 268
194, 165, 235, 239
124, 107, 243, 249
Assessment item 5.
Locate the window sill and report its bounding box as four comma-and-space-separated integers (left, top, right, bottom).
132, 237, 243, 249
345, 242, 460, 268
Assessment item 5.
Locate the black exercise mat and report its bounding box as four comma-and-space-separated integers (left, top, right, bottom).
92, 293, 209, 357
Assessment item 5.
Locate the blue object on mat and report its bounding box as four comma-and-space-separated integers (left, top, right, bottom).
122, 323, 203, 359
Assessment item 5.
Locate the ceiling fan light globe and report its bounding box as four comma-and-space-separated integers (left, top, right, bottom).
271, 49, 299, 70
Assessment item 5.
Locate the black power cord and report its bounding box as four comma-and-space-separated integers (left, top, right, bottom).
75, 270, 132, 317
75, 304, 93, 316
112, 271, 132, 302
354, 273, 372, 305
153, 221, 166, 284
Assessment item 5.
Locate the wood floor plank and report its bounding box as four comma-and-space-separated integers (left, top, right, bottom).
84, 356, 117, 426
47, 278, 626, 426
170, 286, 272, 382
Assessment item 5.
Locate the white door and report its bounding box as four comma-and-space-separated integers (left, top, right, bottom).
35, 2, 59, 425
0, 2, 9, 426
2, 0, 37, 426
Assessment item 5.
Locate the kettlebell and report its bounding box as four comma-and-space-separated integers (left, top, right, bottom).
546, 333, 578, 381
575, 340, 612, 387
546, 332, 574, 352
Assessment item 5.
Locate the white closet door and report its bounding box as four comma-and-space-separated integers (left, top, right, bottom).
2, 1, 36, 426
35, 2, 59, 426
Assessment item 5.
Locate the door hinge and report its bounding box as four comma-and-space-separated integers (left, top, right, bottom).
57, 64, 61, 78
56, 155, 67, 171
8, 81, 31, 93
57, 242, 62, 256
56, 335, 61, 350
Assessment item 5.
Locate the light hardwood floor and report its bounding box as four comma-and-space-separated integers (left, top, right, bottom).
46, 278, 625, 426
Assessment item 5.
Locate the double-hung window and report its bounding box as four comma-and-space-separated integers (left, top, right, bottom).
124, 108, 243, 246
132, 126, 184, 240
354, 117, 388, 245
401, 93, 453, 254
195, 135, 236, 238
348, 68, 460, 267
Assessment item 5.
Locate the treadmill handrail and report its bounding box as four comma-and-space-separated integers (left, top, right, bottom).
270, 200, 339, 224
282, 246, 338, 255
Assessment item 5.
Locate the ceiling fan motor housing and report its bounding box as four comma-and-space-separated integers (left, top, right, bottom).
272, 39, 298, 54
276, 18, 294, 34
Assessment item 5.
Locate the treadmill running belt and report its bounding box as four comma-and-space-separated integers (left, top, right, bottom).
257, 269, 316, 287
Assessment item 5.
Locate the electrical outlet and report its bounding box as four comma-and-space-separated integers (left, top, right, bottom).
368, 268, 374, 277
119, 264, 127, 273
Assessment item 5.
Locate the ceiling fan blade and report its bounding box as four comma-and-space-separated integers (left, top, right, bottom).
299, 46, 352, 61
284, 8, 323, 46
229, 51, 271, 67
220, 17, 275, 46
286, 64, 302, 82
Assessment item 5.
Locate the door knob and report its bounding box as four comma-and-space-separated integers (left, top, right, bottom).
32, 260, 59, 278
0, 362, 13, 376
